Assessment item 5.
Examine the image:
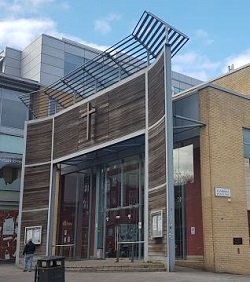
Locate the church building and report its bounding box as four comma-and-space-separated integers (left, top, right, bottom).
17, 11, 250, 274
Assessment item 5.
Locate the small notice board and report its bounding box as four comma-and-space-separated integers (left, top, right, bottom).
24, 226, 42, 245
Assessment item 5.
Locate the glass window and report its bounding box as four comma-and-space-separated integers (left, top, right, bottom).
173, 145, 194, 185
0, 166, 21, 191
48, 98, 58, 116
1, 89, 28, 129
106, 164, 121, 209
64, 53, 85, 75
243, 128, 250, 158
2, 99, 27, 129
123, 160, 139, 206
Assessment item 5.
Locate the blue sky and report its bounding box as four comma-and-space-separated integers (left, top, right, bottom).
1, 0, 250, 81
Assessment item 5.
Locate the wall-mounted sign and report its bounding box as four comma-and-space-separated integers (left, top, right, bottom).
215, 187, 231, 198
233, 237, 243, 245
24, 226, 42, 245
191, 226, 195, 235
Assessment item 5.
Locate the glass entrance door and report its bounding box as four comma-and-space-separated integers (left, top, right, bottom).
98, 157, 144, 260
57, 170, 94, 259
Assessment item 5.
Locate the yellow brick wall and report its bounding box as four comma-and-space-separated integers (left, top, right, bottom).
212, 65, 250, 95
199, 86, 250, 274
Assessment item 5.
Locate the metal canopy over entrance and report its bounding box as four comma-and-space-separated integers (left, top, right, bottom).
20, 11, 188, 119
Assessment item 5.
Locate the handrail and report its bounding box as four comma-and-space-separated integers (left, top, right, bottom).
116, 241, 145, 263
53, 244, 75, 260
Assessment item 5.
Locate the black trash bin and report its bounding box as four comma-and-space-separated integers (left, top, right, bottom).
35, 256, 65, 282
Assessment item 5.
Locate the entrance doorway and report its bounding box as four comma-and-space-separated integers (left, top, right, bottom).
97, 157, 144, 260
57, 169, 95, 259
57, 155, 144, 260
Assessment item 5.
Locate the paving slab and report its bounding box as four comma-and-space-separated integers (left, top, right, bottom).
1, 264, 250, 282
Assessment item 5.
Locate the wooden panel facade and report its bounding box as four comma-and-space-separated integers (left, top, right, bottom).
22, 165, 51, 210
148, 54, 165, 127
148, 120, 166, 188
26, 119, 53, 164
22, 52, 168, 263
147, 52, 167, 258
78, 95, 109, 149
54, 106, 80, 158
20, 164, 51, 258
20, 210, 48, 256
54, 74, 146, 159
108, 75, 145, 140
148, 186, 167, 257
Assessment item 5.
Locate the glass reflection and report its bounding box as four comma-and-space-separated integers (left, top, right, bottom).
173, 144, 194, 185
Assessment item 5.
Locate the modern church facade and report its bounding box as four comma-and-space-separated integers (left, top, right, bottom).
17, 12, 250, 275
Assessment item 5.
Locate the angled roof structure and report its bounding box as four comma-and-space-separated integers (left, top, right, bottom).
20, 11, 189, 118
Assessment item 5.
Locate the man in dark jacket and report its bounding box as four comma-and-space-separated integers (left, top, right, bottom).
23, 238, 36, 272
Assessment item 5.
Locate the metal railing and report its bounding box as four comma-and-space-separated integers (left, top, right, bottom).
116, 240, 144, 263
53, 244, 75, 260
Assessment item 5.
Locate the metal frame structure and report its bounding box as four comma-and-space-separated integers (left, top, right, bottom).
20, 11, 189, 118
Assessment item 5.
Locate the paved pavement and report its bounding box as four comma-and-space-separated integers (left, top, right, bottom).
1, 264, 250, 282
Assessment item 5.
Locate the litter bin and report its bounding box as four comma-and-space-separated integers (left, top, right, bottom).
35, 256, 65, 282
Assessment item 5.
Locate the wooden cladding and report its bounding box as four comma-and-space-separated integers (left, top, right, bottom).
148, 54, 165, 127
21, 210, 48, 256
148, 187, 167, 257
23, 164, 51, 210
78, 95, 109, 150
26, 119, 53, 164
148, 119, 166, 189
148, 186, 166, 210
54, 106, 80, 158
107, 75, 145, 140
53, 75, 145, 159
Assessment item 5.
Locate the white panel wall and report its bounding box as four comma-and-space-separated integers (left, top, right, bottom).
3, 48, 21, 77
21, 36, 42, 82
40, 35, 64, 85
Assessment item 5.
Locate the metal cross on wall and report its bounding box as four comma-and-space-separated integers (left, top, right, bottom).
80, 102, 96, 140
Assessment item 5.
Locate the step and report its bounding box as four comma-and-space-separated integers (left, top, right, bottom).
65, 260, 166, 272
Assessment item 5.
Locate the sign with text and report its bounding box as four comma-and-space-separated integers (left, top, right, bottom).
215, 187, 231, 198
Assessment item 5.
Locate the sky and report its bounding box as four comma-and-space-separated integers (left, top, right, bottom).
1, 0, 250, 81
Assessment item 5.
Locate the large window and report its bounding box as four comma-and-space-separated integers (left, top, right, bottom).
64, 53, 85, 75
0, 88, 28, 130
173, 144, 194, 185
173, 143, 203, 259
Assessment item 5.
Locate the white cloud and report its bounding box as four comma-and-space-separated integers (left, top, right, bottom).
106, 14, 121, 21
193, 29, 214, 45
94, 13, 121, 35
64, 35, 109, 52
173, 48, 250, 82
0, 18, 57, 49
0, 0, 54, 17
94, 20, 112, 35
0, 17, 109, 53
172, 51, 221, 81
60, 2, 70, 10
222, 49, 250, 73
